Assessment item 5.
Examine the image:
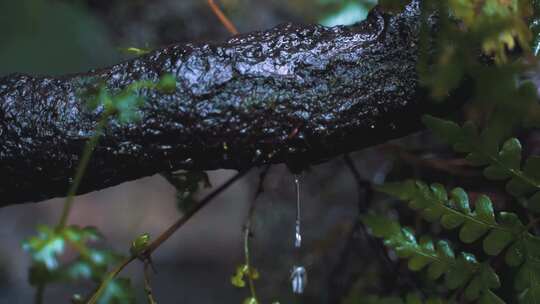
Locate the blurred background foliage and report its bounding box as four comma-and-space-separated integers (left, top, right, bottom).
0, 0, 371, 76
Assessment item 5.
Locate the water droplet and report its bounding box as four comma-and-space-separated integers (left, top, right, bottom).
290, 265, 307, 294
294, 175, 301, 248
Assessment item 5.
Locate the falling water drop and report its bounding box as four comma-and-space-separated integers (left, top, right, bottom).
294, 174, 302, 248
290, 174, 307, 294
291, 265, 307, 294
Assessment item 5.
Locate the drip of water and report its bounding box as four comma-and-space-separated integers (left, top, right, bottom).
294, 175, 302, 248
291, 174, 307, 294
291, 265, 307, 294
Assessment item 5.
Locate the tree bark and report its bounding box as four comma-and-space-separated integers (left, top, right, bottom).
0, 2, 428, 207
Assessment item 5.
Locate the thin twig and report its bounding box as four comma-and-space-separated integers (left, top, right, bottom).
241, 165, 271, 301
343, 154, 422, 294
144, 260, 158, 304
57, 116, 110, 229
243, 224, 257, 300
86, 256, 135, 304
144, 169, 250, 254
327, 155, 376, 301
381, 144, 478, 177
343, 154, 372, 212
86, 169, 250, 303
207, 0, 239, 35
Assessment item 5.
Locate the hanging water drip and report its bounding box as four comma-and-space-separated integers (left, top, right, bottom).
291, 265, 307, 294
290, 174, 307, 294
294, 175, 302, 248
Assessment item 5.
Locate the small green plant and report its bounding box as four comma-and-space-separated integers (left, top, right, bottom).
22, 74, 177, 303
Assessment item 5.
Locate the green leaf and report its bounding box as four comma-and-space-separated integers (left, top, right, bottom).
484, 138, 522, 180
119, 47, 151, 56
362, 215, 401, 239
162, 171, 211, 212
475, 195, 496, 224
405, 294, 422, 304
243, 297, 259, 304
483, 229, 514, 256
231, 264, 259, 289
479, 290, 506, 304
23, 225, 65, 270
363, 216, 500, 299
157, 74, 177, 94
378, 180, 521, 255
422, 116, 464, 144
97, 278, 136, 304
424, 115, 540, 211
505, 241, 526, 266
450, 188, 471, 213
459, 221, 489, 243
441, 214, 465, 229
23, 225, 125, 289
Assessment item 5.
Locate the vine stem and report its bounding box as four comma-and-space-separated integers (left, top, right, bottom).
243, 224, 257, 300
241, 165, 270, 301
207, 0, 239, 35
86, 169, 251, 303
144, 259, 158, 304
57, 114, 111, 229
144, 169, 250, 253
86, 256, 135, 304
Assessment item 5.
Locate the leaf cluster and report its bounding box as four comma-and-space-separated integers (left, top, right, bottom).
424, 116, 540, 212
162, 170, 211, 212
363, 214, 503, 303
23, 225, 134, 303
376, 181, 540, 303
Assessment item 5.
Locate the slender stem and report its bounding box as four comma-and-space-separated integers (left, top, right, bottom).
343, 154, 372, 211
86, 256, 135, 304
145, 169, 249, 254
57, 116, 110, 229
144, 260, 158, 304
243, 224, 257, 300
207, 0, 239, 35
57, 80, 160, 229
86, 169, 250, 303
241, 165, 270, 301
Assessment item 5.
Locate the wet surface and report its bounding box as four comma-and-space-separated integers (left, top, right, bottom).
0, 1, 427, 206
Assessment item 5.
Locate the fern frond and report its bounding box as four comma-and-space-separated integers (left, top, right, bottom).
378, 180, 540, 303
377, 180, 526, 255
422, 115, 540, 212
362, 215, 504, 303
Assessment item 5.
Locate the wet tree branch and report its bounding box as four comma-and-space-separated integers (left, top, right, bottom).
0, 2, 431, 207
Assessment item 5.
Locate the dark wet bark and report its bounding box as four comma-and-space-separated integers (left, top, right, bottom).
0, 2, 429, 207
